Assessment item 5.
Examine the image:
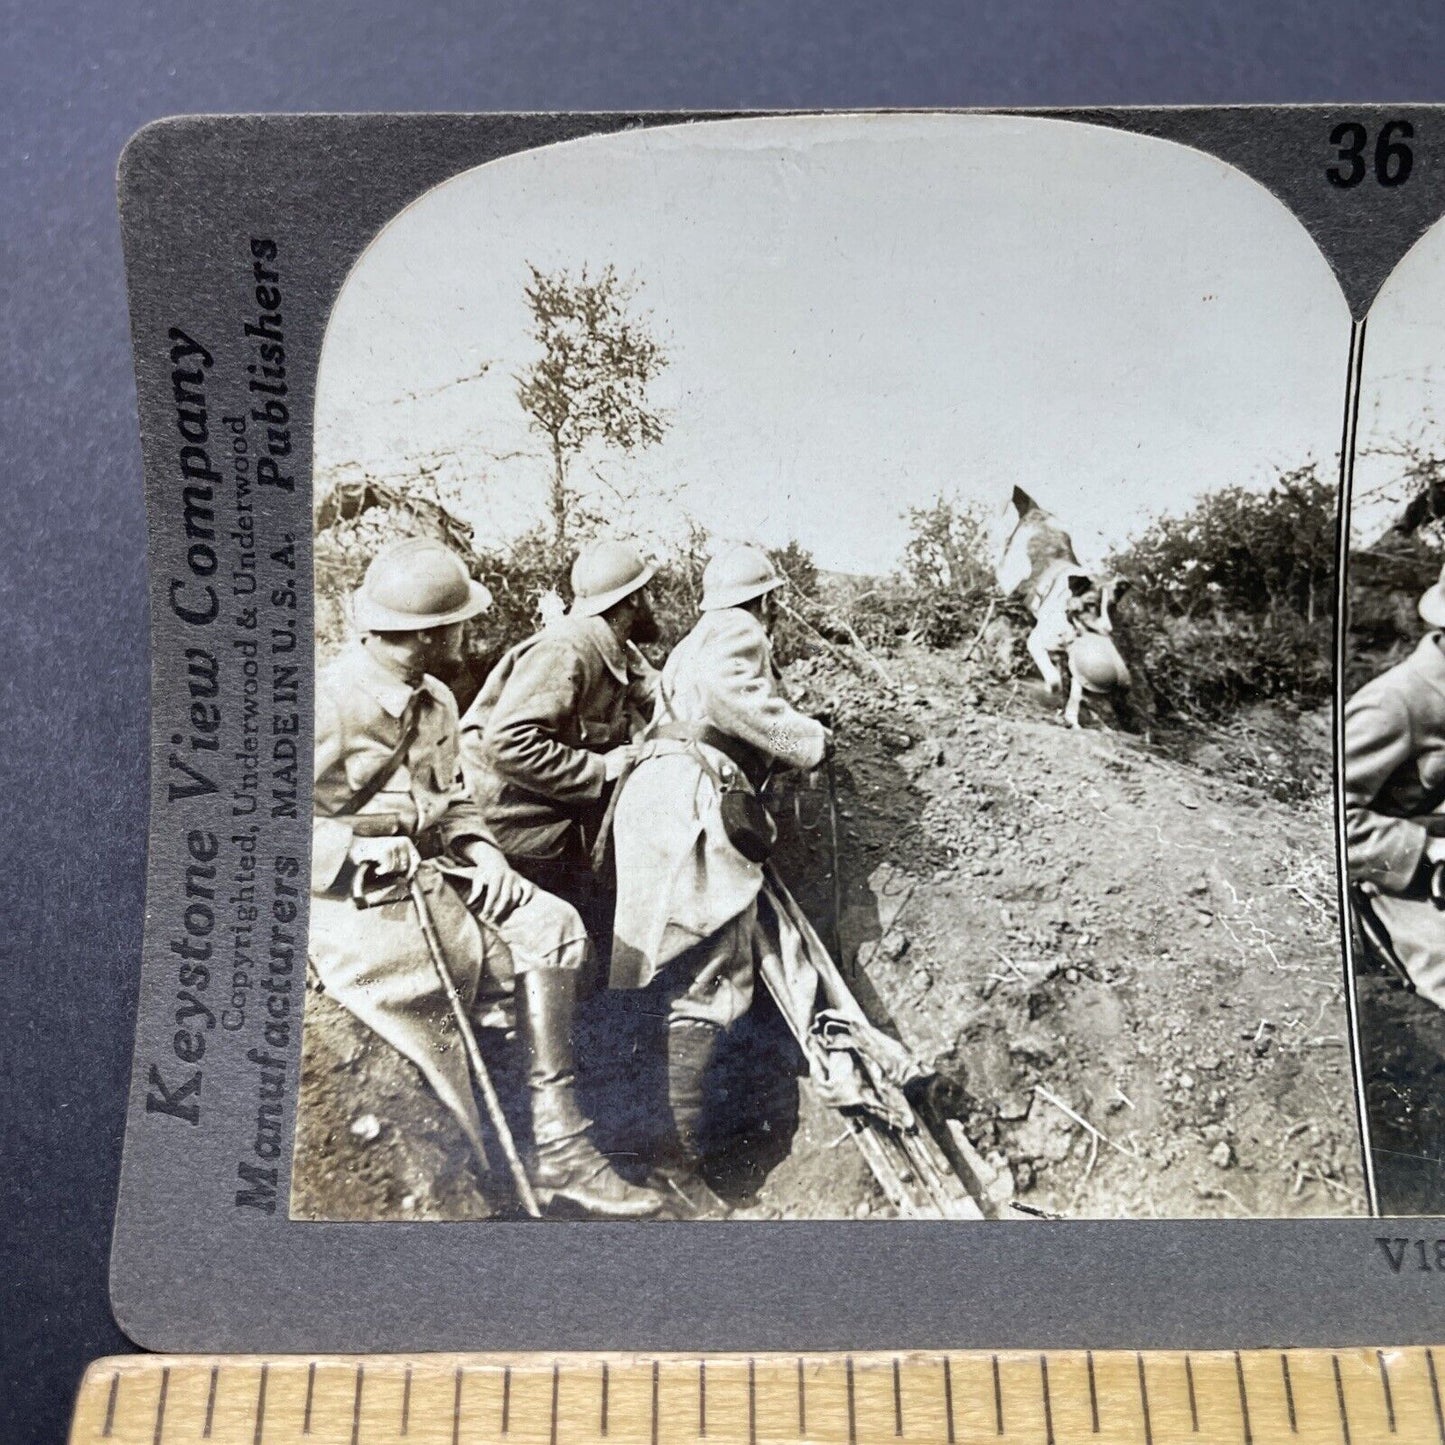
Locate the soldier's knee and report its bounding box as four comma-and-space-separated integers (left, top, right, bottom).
509, 888, 589, 973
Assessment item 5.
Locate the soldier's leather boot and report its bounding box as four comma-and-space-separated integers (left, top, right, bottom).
652, 1019, 734, 1220
521, 969, 665, 1219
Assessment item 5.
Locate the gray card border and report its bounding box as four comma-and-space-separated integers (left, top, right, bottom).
112, 107, 1445, 1352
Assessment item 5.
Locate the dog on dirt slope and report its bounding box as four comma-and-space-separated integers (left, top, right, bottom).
992, 485, 1132, 728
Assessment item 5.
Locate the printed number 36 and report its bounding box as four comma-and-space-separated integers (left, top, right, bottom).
1329, 119, 1415, 188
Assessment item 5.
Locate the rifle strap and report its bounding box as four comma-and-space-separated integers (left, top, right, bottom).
335, 699, 422, 819
589, 758, 633, 875
651, 720, 771, 792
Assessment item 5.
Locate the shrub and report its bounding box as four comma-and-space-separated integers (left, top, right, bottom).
1117, 608, 1331, 720
1115, 466, 1336, 623
1346, 532, 1443, 696
1108, 465, 1337, 721
313, 475, 824, 695
801, 497, 1001, 659
898, 497, 996, 648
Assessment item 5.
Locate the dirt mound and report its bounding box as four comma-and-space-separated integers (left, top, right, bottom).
290, 643, 1365, 1221
775, 645, 1363, 1218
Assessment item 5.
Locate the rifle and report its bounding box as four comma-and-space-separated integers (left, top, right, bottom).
758, 865, 997, 1220
821, 748, 846, 970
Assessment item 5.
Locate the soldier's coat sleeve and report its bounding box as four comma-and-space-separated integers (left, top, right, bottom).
703, 613, 827, 770
311, 686, 354, 893
1344, 688, 1428, 893
481, 639, 608, 802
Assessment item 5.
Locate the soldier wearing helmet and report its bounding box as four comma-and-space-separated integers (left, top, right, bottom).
459, 539, 662, 947
1344, 559, 1445, 1008
311, 537, 663, 1218
609, 545, 830, 1217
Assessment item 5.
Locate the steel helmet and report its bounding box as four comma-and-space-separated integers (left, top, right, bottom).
700, 545, 785, 612
352, 537, 492, 632
568, 540, 656, 617
1067, 631, 1131, 694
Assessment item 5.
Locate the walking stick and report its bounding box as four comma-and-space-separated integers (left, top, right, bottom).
409, 876, 543, 1219
822, 750, 847, 974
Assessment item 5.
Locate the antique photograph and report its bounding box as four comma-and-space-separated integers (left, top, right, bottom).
1345, 215, 1445, 1217
290, 113, 1366, 1222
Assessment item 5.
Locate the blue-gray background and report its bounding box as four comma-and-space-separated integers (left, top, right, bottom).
6, 2, 1445, 1438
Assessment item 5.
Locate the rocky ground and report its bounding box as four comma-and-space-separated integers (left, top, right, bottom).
290, 643, 1366, 1222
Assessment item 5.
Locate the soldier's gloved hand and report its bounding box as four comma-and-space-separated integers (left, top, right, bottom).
459, 840, 534, 924
349, 835, 420, 880
603, 744, 639, 782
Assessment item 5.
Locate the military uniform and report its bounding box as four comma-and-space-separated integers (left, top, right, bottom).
610, 605, 827, 1025
461, 614, 656, 859
1344, 633, 1445, 1007
307, 536, 663, 1218
460, 612, 657, 952
311, 638, 588, 1155
607, 555, 827, 1220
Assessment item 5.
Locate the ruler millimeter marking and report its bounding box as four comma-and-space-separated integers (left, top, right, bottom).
68, 1348, 1445, 1444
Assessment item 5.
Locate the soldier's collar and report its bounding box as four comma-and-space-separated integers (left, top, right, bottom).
352, 639, 424, 717
577, 614, 630, 684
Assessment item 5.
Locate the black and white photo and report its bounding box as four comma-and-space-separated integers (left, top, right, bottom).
289, 115, 1365, 1222
1344, 213, 1445, 1216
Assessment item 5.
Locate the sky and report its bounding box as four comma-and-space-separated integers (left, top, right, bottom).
1353, 216, 1445, 548
316, 113, 1354, 577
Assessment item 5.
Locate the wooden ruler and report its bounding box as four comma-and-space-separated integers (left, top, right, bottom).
68, 1348, 1445, 1444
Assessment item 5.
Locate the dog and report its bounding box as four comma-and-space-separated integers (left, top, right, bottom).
992, 486, 1131, 728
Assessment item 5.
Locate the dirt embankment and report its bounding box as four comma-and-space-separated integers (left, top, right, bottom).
291, 645, 1365, 1222
775, 646, 1362, 1219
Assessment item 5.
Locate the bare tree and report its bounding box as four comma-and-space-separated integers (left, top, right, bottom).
516, 264, 668, 548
